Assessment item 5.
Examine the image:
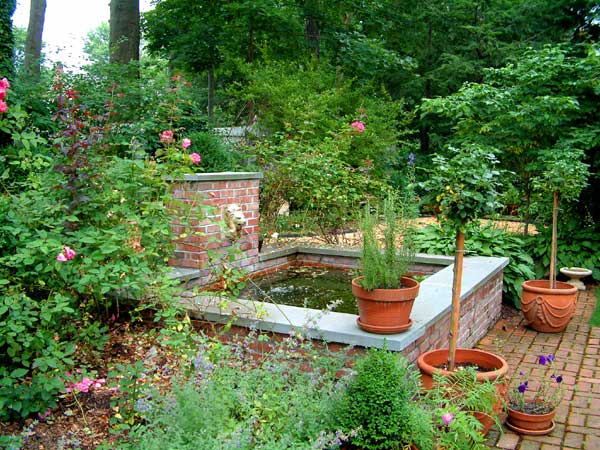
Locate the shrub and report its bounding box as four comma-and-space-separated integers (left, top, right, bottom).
332, 348, 433, 450
255, 125, 388, 243
413, 222, 535, 308
104, 336, 345, 450
526, 219, 600, 283
0, 78, 183, 420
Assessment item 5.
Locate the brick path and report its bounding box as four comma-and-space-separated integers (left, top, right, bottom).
480, 285, 598, 449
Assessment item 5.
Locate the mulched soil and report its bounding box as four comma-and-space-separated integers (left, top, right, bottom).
0, 320, 175, 450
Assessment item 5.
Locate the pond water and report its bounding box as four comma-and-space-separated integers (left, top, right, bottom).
243, 266, 358, 314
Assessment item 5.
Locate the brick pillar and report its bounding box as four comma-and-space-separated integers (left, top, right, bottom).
169, 172, 262, 285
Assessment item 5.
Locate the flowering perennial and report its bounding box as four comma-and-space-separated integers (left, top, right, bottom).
508, 354, 564, 415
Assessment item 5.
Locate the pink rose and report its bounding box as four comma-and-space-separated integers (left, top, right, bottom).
351, 121, 365, 133
0, 100, 7, 113
442, 413, 454, 426
56, 253, 68, 262
182, 138, 192, 149
0, 87, 6, 100
190, 153, 201, 164
63, 246, 76, 260
0, 78, 10, 89
160, 130, 174, 144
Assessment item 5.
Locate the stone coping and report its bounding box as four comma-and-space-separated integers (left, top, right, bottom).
174, 172, 263, 182
258, 245, 455, 267
180, 255, 508, 351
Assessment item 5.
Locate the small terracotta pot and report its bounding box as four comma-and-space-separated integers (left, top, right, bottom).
417, 348, 509, 434
521, 280, 578, 333
352, 276, 419, 334
506, 405, 556, 435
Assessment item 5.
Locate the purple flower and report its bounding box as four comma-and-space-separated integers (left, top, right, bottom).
547, 354, 555, 362
518, 381, 528, 393
556, 375, 563, 383
538, 355, 547, 365
408, 152, 415, 165
519, 370, 524, 376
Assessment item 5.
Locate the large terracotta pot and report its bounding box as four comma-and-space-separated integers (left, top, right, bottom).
352, 276, 419, 334
417, 348, 509, 434
521, 280, 578, 333
506, 405, 556, 435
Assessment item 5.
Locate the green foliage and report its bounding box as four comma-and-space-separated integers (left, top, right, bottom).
360, 193, 416, 290
526, 219, 600, 283
413, 222, 536, 308
423, 367, 503, 450
422, 44, 599, 225
186, 130, 241, 172
106, 337, 344, 450
0, 76, 189, 420
255, 123, 388, 243
420, 144, 502, 230
108, 361, 147, 430
590, 287, 600, 327
0, 0, 16, 79
333, 348, 433, 450
0, 289, 106, 420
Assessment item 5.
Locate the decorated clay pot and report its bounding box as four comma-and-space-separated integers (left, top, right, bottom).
521, 280, 577, 333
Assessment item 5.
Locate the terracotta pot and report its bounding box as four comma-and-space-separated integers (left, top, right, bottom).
521, 280, 578, 333
417, 348, 509, 434
506, 405, 556, 435
352, 276, 419, 334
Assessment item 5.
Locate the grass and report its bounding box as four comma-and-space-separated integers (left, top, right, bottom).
589, 286, 600, 327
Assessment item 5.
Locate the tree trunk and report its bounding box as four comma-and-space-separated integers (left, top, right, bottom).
23, 0, 46, 80
109, 0, 139, 66
448, 228, 465, 372
207, 69, 215, 121
0, 0, 17, 79
305, 14, 320, 58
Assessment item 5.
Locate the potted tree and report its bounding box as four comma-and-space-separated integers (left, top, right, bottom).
520, 148, 588, 332
416, 145, 509, 427
352, 192, 419, 333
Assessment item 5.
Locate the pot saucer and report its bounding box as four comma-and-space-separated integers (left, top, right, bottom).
356, 318, 412, 334
505, 420, 555, 436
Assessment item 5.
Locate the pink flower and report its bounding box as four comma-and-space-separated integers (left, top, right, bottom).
160, 130, 174, 144
442, 412, 454, 426
351, 121, 365, 133
0, 100, 7, 113
0, 78, 10, 89
182, 137, 192, 149
63, 246, 76, 260
0, 86, 6, 100
190, 153, 201, 164
56, 252, 68, 262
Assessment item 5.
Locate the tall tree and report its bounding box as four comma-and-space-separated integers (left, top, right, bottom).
109, 0, 140, 66
0, 0, 16, 78
23, 0, 46, 80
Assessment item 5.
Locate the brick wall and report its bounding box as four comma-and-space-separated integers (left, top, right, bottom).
169, 173, 262, 284
401, 272, 504, 363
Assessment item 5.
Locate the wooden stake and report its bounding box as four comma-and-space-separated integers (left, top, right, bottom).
448, 228, 465, 372
549, 190, 559, 290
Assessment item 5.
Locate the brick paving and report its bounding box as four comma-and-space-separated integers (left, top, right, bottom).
480, 285, 598, 449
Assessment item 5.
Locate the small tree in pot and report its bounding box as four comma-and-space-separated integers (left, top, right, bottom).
520, 146, 588, 332
419, 144, 504, 371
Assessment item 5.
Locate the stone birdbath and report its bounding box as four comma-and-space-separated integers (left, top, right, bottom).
559, 267, 592, 291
